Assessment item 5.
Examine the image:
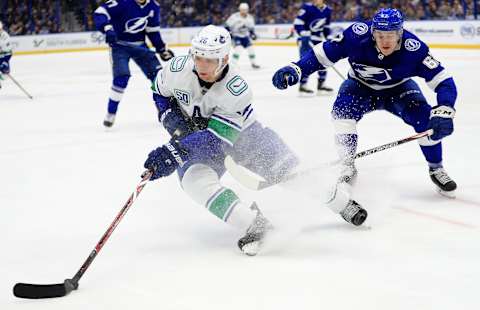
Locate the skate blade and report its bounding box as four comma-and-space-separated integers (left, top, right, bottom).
298, 92, 315, 98
316, 91, 334, 96
437, 188, 456, 199
240, 241, 261, 256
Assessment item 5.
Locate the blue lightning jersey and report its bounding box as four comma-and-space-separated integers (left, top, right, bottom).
93, 0, 165, 51
298, 22, 456, 106
294, 3, 331, 43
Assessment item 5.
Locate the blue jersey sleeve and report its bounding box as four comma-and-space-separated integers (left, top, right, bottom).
93, 1, 122, 33
145, 3, 165, 52
415, 47, 457, 107
293, 5, 310, 37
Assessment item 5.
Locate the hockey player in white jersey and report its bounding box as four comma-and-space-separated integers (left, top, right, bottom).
0, 21, 12, 89
142, 25, 366, 256
225, 3, 260, 69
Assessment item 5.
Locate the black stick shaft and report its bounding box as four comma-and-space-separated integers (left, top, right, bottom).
71, 171, 152, 285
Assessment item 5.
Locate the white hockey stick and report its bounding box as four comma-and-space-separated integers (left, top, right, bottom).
225, 130, 433, 191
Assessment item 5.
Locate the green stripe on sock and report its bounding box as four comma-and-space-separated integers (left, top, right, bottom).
208, 189, 239, 221
208, 118, 240, 144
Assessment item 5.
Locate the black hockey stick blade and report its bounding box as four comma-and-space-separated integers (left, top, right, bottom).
13, 279, 78, 299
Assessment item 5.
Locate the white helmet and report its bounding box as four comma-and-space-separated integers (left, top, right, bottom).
190, 25, 231, 75
239, 3, 249, 11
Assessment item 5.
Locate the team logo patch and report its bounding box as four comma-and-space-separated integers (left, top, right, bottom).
351, 62, 392, 83
310, 18, 327, 32
405, 38, 421, 51
352, 23, 368, 35
169, 56, 188, 72
226, 75, 248, 96
173, 89, 191, 106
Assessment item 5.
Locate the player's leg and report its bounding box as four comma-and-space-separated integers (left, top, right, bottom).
332, 79, 376, 183
232, 121, 299, 184
244, 38, 259, 69
231, 37, 243, 65
297, 39, 314, 95
178, 152, 270, 255
316, 67, 333, 96
104, 46, 131, 127
131, 46, 162, 83
386, 80, 457, 196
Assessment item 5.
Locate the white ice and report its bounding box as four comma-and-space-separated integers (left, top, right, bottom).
1, 46, 479, 310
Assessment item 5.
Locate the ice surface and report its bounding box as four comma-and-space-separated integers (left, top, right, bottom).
1, 46, 479, 310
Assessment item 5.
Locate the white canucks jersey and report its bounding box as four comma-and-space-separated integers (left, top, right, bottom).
0, 30, 12, 55
152, 55, 256, 146
225, 12, 255, 38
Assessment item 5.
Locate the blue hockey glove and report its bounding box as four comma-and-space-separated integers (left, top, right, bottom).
0, 60, 10, 74
157, 48, 174, 61
428, 105, 455, 141
144, 140, 188, 180
272, 63, 302, 90
105, 29, 117, 45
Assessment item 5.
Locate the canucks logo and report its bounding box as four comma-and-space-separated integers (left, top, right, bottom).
124, 11, 154, 34
351, 63, 392, 83
226, 76, 248, 96
309, 18, 326, 32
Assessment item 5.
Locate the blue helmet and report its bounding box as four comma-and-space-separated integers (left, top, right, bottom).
372, 8, 403, 32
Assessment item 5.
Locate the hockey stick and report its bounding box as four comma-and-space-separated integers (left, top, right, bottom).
258, 32, 294, 40
6, 74, 33, 99
226, 129, 433, 191
114, 41, 156, 54
13, 170, 153, 299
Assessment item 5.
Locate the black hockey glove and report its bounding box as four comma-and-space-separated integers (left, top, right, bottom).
144, 140, 188, 180
158, 48, 175, 61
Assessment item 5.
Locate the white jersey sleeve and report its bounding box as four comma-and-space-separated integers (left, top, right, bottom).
0, 31, 12, 55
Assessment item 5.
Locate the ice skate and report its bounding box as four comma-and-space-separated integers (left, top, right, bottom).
317, 80, 334, 96
251, 63, 260, 69
429, 167, 457, 198
340, 200, 368, 226
299, 84, 314, 97
237, 203, 272, 256
103, 113, 116, 128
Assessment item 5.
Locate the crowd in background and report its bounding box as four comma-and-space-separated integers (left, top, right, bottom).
0, 0, 478, 35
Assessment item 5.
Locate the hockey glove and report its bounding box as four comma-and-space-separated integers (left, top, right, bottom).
250, 32, 258, 41
144, 140, 188, 180
428, 105, 455, 141
158, 48, 175, 61
272, 63, 302, 90
0, 61, 10, 74
105, 29, 117, 45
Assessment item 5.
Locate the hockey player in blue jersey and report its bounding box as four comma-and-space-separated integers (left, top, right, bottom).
272, 8, 458, 197
93, 0, 174, 127
293, 0, 333, 96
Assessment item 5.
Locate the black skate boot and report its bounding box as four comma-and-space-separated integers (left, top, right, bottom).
340, 200, 367, 226
103, 113, 116, 127
317, 80, 334, 96
238, 203, 272, 256
299, 84, 314, 96
429, 167, 457, 198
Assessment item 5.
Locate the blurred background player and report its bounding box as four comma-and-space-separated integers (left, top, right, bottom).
293, 0, 333, 96
225, 3, 260, 69
0, 21, 12, 89
93, 0, 174, 128
144, 25, 300, 255
272, 8, 458, 197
